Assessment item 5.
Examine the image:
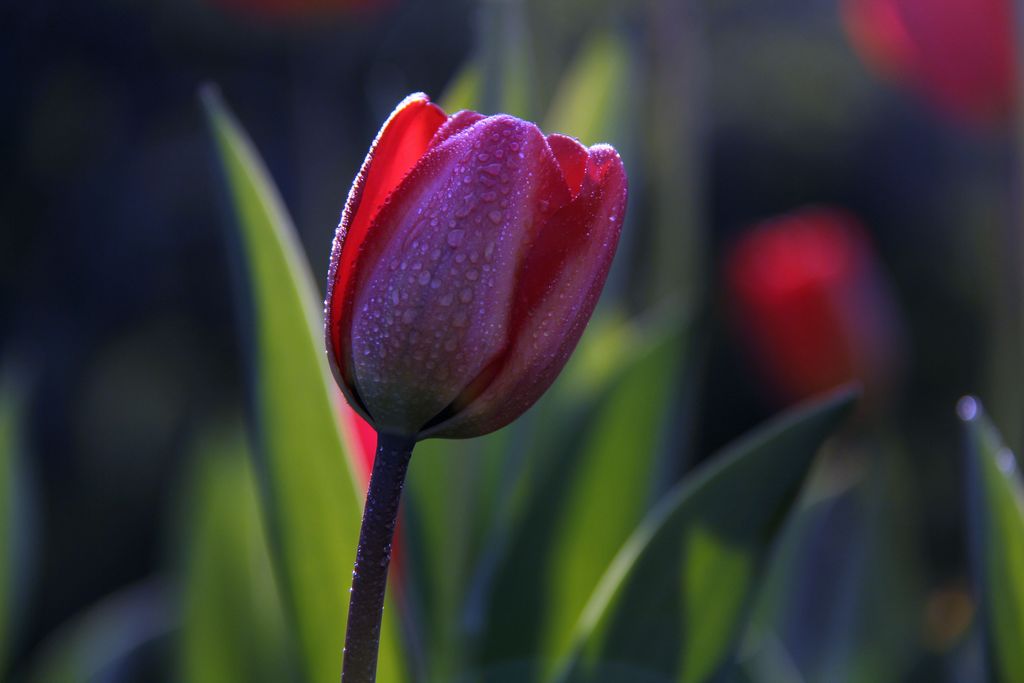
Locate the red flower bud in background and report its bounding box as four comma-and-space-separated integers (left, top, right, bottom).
326, 93, 626, 440
726, 207, 903, 404
340, 402, 378, 484
842, 0, 1017, 127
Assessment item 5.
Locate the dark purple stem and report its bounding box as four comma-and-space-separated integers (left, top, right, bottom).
342, 432, 414, 683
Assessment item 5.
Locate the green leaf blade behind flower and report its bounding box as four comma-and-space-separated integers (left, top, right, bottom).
962, 397, 1024, 683
476, 313, 687, 679
201, 87, 404, 683
560, 388, 857, 683
0, 383, 17, 677
178, 427, 294, 683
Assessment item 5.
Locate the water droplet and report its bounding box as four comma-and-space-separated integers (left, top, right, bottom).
488, 210, 503, 224
418, 271, 431, 285
440, 293, 454, 306
430, 248, 442, 261
484, 242, 495, 261
482, 191, 497, 202
389, 259, 400, 271
447, 230, 465, 247
466, 269, 479, 281
430, 279, 441, 289
477, 152, 490, 162
391, 290, 400, 305
460, 287, 473, 303
402, 309, 416, 324
482, 163, 502, 176
455, 253, 466, 264
411, 261, 422, 271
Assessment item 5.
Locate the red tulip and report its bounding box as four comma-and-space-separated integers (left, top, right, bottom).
842, 0, 1017, 126
325, 93, 627, 440
726, 207, 902, 404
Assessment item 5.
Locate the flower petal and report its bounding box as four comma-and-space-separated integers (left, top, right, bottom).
547, 133, 589, 197
429, 110, 486, 148
326, 93, 446, 403
424, 144, 627, 438
344, 115, 572, 435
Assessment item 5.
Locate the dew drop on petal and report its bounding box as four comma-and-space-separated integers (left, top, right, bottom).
447, 230, 465, 247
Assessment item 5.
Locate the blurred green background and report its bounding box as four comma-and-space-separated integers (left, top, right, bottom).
1, 0, 1021, 681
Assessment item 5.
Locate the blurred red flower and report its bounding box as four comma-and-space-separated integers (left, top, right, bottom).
339, 401, 407, 585
340, 401, 378, 486
726, 207, 903, 404
842, 0, 1017, 127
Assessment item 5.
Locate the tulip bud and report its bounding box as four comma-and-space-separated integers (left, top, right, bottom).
325, 93, 627, 440
842, 0, 1017, 127
726, 207, 903, 404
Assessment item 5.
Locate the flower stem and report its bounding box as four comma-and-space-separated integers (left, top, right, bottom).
342, 432, 415, 683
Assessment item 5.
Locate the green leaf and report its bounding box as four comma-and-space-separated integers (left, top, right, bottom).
178, 427, 294, 683
544, 30, 630, 148
477, 313, 687, 678
0, 384, 18, 676
26, 581, 172, 683
404, 428, 511, 682
201, 87, 404, 683
962, 397, 1024, 683
738, 444, 922, 683
560, 388, 857, 683
439, 61, 482, 114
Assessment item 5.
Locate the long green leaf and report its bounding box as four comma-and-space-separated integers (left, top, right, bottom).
178, 428, 294, 683
962, 397, 1024, 683
0, 384, 17, 676
560, 388, 857, 683
201, 87, 404, 683
739, 444, 921, 683
544, 30, 630, 148
476, 314, 686, 679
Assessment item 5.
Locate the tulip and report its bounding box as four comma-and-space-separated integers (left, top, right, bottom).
726, 207, 902, 405
325, 92, 627, 441
325, 93, 626, 682
842, 0, 1017, 127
